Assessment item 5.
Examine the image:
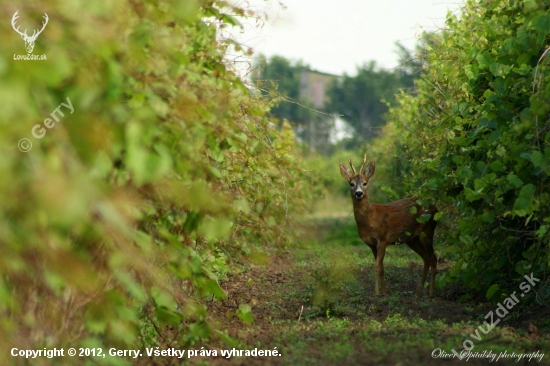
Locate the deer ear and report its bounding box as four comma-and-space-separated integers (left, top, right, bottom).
362, 160, 375, 179
339, 162, 352, 181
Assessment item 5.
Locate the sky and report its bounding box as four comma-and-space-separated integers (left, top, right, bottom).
229, 0, 464, 76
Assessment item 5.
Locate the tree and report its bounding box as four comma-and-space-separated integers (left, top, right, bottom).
394, 32, 440, 93
252, 55, 310, 125
252, 55, 336, 154
326, 61, 402, 142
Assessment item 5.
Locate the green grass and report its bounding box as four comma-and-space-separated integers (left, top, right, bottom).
205, 214, 550, 366
268, 270, 547, 365
262, 217, 550, 365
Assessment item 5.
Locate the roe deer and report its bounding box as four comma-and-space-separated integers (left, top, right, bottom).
340, 155, 438, 296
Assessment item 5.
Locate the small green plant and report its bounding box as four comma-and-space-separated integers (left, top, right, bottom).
306, 256, 358, 316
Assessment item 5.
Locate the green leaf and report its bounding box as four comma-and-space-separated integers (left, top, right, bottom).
214, 330, 240, 347
496, 146, 506, 157
204, 279, 226, 300
489, 160, 505, 172
476, 161, 487, 174
220, 14, 241, 27
464, 187, 482, 202
481, 210, 495, 223
489, 63, 512, 77
115, 272, 146, 302
151, 287, 177, 309
512, 64, 532, 75
474, 178, 487, 191
533, 14, 550, 41
449, 260, 464, 277
535, 225, 548, 239
86, 304, 108, 333
486, 284, 499, 300
464, 64, 477, 80
513, 184, 535, 215
507, 173, 524, 188
198, 216, 233, 240
530, 150, 549, 170
476, 51, 493, 68
416, 213, 432, 224
524, 0, 538, 12
183, 211, 204, 233
236, 304, 254, 324
155, 307, 183, 325
209, 166, 222, 178
234, 199, 250, 214
483, 89, 495, 99
459, 235, 474, 245
188, 320, 211, 339
110, 320, 137, 344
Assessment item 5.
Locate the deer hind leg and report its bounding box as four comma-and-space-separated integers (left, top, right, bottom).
406, 238, 430, 295
425, 240, 437, 296
429, 251, 437, 296
423, 221, 438, 296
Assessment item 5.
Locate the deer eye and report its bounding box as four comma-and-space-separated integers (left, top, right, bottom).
349, 182, 355, 187
362, 182, 367, 187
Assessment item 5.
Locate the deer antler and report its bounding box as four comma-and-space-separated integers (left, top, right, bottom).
11, 11, 27, 37
348, 159, 357, 175
11, 12, 48, 40
32, 13, 49, 39
359, 154, 367, 173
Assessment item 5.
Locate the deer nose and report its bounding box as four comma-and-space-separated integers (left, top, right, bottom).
355, 191, 364, 199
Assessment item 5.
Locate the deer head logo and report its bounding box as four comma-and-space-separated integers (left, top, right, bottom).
11, 11, 49, 54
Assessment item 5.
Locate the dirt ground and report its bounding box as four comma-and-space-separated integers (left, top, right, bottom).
122, 191, 548, 366
193, 218, 549, 366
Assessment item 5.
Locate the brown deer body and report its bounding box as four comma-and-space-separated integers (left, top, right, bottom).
340, 156, 438, 296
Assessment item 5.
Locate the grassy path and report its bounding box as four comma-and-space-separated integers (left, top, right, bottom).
201, 217, 549, 366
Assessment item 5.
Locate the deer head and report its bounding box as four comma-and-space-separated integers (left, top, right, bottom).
11, 11, 49, 54
339, 154, 376, 200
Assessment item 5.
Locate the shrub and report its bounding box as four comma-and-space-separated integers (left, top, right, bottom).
0, 1, 309, 362
370, 0, 550, 302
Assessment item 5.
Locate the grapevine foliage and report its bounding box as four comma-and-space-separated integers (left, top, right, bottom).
0, 0, 308, 361
371, 0, 550, 301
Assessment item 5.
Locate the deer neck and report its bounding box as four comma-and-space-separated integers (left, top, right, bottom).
351, 194, 372, 225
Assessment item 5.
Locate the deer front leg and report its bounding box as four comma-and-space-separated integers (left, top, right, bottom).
375, 241, 387, 295
368, 245, 377, 260
368, 245, 380, 295
406, 239, 430, 296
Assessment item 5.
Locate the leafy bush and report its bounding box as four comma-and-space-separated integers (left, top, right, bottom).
0, 0, 309, 362
370, 0, 550, 301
